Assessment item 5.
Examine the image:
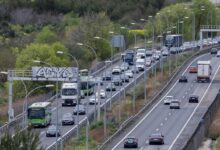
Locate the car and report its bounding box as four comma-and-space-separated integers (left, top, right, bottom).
121, 74, 129, 83
189, 66, 197, 73
112, 67, 122, 75
211, 48, 218, 54
73, 105, 86, 115
179, 75, 188, 82
99, 89, 106, 99
112, 76, 123, 86
170, 99, 180, 109
62, 113, 74, 125
102, 71, 112, 81
120, 62, 129, 72
217, 51, 220, 57
189, 95, 199, 103
106, 83, 116, 91
152, 54, 160, 60
125, 70, 133, 78
89, 95, 98, 105
124, 137, 138, 148
162, 50, 169, 56
148, 133, 164, 145
145, 58, 152, 67
131, 66, 139, 74
163, 96, 174, 105
46, 125, 61, 137
136, 59, 145, 71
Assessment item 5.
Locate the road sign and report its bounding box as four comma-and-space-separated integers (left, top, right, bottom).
32, 67, 78, 80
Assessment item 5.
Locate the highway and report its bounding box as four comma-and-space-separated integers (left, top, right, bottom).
105, 53, 220, 150
38, 49, 166, 149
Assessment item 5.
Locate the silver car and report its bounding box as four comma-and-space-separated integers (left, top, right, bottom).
46, 125, 61, 137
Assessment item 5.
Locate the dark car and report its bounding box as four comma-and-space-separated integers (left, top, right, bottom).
121, 74, 129, 83
46, 125, 61, 137
149, 133, 164, 145
170, 100, 180, 109
211, 48, 218, 54
112, 76, 123, 86
189, 95, 199, 103
179, 75, 188, 82
102, 72, 112, 81
106, 83, 116, 91
124, 137, 138, 148
62, 113, 74, 125
73, 105, 86, 115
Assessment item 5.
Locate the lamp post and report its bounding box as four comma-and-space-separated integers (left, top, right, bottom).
33, 60, 60, 150
56, 51, 81, 142
24, 84, 54, 125
94, 36, 114, 110
148, 16, 154, 49
130, 22, 137, 48
76, 43, 101, 122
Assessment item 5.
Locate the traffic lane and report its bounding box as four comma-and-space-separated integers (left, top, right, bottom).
39, 57, 167, 147
138, 56, 220, 150
109, 53, 211, 150
110, 76, 194, 149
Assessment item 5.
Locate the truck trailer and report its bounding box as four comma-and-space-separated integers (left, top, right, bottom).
197, 61, 212, 82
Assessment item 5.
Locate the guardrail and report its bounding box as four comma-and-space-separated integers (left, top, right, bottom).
97, 45, 220, 150
45, 47, 198, 150
0, 92, 58, 138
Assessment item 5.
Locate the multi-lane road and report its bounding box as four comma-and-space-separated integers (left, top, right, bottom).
105, 53, 220, 150
38, 49, 166, 149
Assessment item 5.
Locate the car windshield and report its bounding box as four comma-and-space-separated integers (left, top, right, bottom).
28, 108, 45, 119
151, 134, 162, 138
48, 126, 56, 131
63, 114, 72, 120
62, 88, 77, 96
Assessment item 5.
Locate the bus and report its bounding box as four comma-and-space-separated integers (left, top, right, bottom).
61, 82, 79, 106
28, 102, 52, 127
80, 76, 95, 96
164, 34, 183, 47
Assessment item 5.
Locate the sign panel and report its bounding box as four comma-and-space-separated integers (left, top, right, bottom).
32, 67, 78, 81
111, 35, 125, 48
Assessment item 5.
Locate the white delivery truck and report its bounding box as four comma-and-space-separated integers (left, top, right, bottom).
197, 61, 212, 82
61, 82, 79, 106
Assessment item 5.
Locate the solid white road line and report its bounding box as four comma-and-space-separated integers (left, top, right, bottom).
168, 65, 220, 150
112, 54, 207, 150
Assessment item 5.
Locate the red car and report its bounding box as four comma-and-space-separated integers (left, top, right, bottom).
189, 66, 197, 73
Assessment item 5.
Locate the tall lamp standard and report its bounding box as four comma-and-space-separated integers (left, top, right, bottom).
33, 60, 60, 150
94, 36, 114, 110
76, 43, 101, 122
24, 84, 54, 126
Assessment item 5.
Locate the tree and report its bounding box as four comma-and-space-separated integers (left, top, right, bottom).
34, 26, 58, 44
13, 42, 70, 98
0, 127, 43, 150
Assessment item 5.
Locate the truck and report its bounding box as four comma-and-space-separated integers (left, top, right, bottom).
197, 61, 212, 82
164, 34, 183, 47
61, 82, 79, 106
123, 50, 135, 65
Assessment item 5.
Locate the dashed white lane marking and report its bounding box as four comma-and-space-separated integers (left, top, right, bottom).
156, 128, 159, 131
160, 123, 163, 126
165, 117, 168, 121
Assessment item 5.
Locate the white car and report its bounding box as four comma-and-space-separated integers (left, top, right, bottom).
217, 51, 220, 57
125, 70, 133, 78
163, 96, 174, 105
99, 89, 106, 99
89, 95, 98, 105
162, 50, 169, 56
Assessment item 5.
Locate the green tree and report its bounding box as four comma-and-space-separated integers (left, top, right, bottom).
0, 127, 43, 150
13, 42, 70, 98
34, 26, 58, 44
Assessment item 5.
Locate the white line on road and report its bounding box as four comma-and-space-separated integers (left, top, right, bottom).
168, 65, 220, 150
111, 54, 207, 150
